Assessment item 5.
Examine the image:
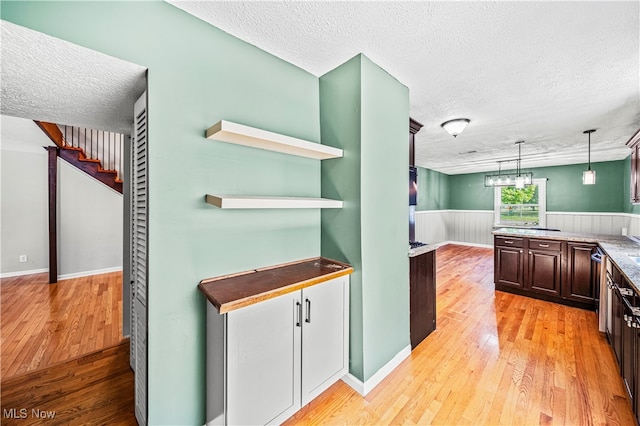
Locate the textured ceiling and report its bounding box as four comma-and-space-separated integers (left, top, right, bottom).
169, 1, 640, 174
1, 20, 147, 135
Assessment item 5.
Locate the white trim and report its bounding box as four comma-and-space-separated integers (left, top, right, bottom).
415, 209, 493, 214
58, 266, 123, 281
0, 268, 49, 278
416, 209, 640, 218
547, 211, 633, 216
341, 345, 411, 396
441, 240, 494, 249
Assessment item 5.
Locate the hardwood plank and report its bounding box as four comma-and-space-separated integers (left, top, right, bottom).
283, 244, 635, 426
1, 341, 135, 425
1, 271, 124, 379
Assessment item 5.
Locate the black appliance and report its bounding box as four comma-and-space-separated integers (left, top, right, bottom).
408, 118, 423, 244
409, 166, 417, 243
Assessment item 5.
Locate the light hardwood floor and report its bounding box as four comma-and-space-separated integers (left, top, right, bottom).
285, 244, 635, 425
1, 271, 125, 378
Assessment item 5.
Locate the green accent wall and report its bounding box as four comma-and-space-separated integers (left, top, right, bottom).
3, 2, 321, 423
438, 160, 626, 212
416, 167, 450, 210
448, 172, 494, 210
320, 55, 410, 382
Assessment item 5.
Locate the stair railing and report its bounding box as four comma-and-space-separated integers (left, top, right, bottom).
60, 125, 125, 181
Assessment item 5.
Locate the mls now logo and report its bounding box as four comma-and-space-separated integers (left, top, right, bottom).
3, 408, 56, 419
3, 408, 27, 419
31, 409, 56, 419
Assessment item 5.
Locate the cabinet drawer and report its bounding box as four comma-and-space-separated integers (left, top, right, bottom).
529, 239, 561, 251
495, 237, 523, 248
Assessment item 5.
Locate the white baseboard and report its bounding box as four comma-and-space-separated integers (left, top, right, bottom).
58, 266, 122, 281
0, 268, 49, 278
341, 344, 411, 396
442, 240, 493, 249
1, 266, 122, 280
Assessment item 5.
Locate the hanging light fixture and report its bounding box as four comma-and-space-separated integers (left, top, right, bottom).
441, 118, 470, 137
484, 141, 533, 187
514, 141, 526, 189
582, 129, 596, 185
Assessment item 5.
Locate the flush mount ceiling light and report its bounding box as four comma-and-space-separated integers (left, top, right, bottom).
440, 118, 470, 137
484, 141, 533, 188
583, 129, 597, 185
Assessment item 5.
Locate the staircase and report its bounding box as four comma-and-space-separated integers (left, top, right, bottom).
35, 121, 124, 194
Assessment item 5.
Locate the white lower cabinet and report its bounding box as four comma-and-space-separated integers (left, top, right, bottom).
206, 276, 349, 426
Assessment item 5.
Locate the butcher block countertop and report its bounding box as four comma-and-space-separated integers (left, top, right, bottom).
199, 257, 353, 314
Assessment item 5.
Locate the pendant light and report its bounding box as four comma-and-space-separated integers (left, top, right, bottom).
582, 129, 596, 185
484, 141, 533, 187
441, 118, 470, 137
514, 141, 526, 189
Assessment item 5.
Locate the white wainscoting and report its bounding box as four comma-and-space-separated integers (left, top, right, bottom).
629, 215, 640, 236
546, 212, 630, 235
414, 210, 447, 244
446, 210, 495, 246
416, 210, 640, 246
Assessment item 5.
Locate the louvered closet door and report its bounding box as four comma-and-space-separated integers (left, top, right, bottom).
131, 91, 148, 426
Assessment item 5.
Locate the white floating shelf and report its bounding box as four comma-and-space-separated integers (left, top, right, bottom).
205, 120, 343, 160
206, 195, 343, 209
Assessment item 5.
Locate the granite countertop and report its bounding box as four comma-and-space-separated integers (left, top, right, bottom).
493, 228, 640, 294
408, 243, 439, 257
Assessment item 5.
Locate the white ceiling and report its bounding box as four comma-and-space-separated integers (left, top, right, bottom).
1, 20, 146, 135
169, 1, 640, 175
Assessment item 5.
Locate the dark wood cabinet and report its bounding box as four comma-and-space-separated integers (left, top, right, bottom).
410, 250, 436, 349
604, 261, 640, 420
563, 242, 598, 304
626, 128, 640, 204
632, 318, 640, 425
622, 295, 635, 401
494, 235, 599, 310
495, 238, 524, 289
527, 248, 561, 296
611, 274, 625, 370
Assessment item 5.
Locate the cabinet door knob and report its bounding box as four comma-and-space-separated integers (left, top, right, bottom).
296, 301, 302, 327
305, 299, 311, 323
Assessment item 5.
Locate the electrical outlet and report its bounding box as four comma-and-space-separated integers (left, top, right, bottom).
19, 255, 27, 263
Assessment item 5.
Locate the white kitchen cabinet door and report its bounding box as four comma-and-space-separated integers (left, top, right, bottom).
301, 276, 349, 405
226, 291, 301, 425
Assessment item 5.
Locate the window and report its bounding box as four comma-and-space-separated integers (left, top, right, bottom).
494, 178, 546, 227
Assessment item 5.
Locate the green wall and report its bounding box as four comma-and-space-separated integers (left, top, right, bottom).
320, 55, 410, 382
448, 172, 494, 210
435, 160, 626, 212
319, 56, 364, 378
3, 2, 322, 423
416, 167, 450, 210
